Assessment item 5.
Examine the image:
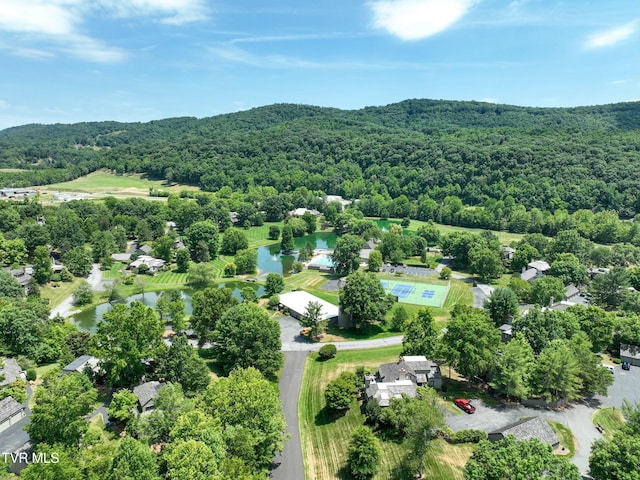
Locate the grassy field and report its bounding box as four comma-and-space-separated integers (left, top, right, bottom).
592, 407, 626, 440
41, 277, 84, 309
246, 223, 285, 248
300, 346, 473, 480
39, 169, 199, 196
376, 217, 528, 245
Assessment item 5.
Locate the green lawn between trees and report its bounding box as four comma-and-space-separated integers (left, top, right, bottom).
299, 346, 475, 480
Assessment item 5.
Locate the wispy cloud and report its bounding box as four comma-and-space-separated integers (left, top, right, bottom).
0, 0, 208, 62
585, 21, 637, 49
0, 100, 8, 109
367, 0, 477, 41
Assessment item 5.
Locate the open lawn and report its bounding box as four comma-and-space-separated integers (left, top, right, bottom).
300, 346, 473, 480
592, 407, 626, 440
375, 217, 528, 245
39, 169, 199, 196
41, 277, 84, 309
284, 270, 339, 305
246, 223, 285, 248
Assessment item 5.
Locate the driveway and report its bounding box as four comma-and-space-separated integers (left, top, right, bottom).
271, 351, 307, 480
445, 364, 640, 476
49, 263, 104, 319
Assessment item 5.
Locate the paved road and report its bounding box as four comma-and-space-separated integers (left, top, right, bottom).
271, 351, 308, 480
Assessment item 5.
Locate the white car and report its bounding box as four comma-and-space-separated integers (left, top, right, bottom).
600, 364, 615, 374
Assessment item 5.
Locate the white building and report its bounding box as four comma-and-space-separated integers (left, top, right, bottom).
279, 291, 339, 322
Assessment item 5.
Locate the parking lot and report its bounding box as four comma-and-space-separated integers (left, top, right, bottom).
445, 363, 640, 476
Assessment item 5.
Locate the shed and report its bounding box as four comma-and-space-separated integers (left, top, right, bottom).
0, 397, 25, 434
488, 417, 559, 448
620, 344, 640, 367
62, 355, 100, 375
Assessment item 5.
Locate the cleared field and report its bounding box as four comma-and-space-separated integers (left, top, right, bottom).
246, 223, 285, 248
41, 277, 84, 309
300, 347, 473, 480
375, 217, 528, 245
38, 169, 199, 196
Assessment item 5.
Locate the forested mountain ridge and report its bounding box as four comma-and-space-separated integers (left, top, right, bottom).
0, 99, 639, 215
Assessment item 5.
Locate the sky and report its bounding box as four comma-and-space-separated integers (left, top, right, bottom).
0, 0, 638, 129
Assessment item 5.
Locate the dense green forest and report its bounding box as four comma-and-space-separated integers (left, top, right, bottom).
1, 99, 639, 215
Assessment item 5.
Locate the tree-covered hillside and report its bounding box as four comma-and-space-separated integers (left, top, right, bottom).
0, 100, 639, 214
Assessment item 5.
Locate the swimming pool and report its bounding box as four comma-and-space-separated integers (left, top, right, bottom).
309, 254, 335, 268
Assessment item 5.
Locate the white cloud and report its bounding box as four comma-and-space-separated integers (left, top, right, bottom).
0, 0, 208, 63
368, 0, 477, 40
585, 21, 637, 49
0, 100, 8, 109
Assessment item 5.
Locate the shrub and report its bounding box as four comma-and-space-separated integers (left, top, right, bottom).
26, 369, 37, 381
50, 273, 62, 282
223, 263, 237, 277
292, 262, 304, 273
612, 357, 622, 364
440, 267, 452, 280
318, 344, 337, 360
446, 429, 487, 444
268, 294, 280, 308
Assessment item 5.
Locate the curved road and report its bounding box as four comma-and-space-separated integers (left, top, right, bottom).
49, 263, 105, 319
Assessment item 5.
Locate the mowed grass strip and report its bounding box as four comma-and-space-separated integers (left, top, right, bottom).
300, 346, 402, 480
592, 407, 626, 440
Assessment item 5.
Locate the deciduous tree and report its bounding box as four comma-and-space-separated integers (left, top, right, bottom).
347, 426, 381, 480
340, 271, 393, 331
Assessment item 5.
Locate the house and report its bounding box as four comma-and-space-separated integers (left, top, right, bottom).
377, 356, 442, 390
137, 244, 153, 256
528, 260, 551, 273
62, 355, 100, 376
564, 284, 580, 300
288, 208, 321, 217
279, 291, 339, 322
0, 359, 25, 387
520, 268, 539, 282
364, 377, 416, 407
128, 255, 166, 273
229, 211, 240, 224
174, 238, 186, 250
0, 397, 26, 434
488, 417, 559, 448
133, 381, 165, 413
359, 239, 377, 262
588, 267, 610, 279
620, 344, 640, 367
324, 195, 352, 207
498, 324, 513, 343
501, 245, 515, 260
111, 253, 132, 262
7, 267, 32, 289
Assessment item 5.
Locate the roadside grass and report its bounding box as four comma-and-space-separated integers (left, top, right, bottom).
300, 346, 472, 480
40, 169, 199, 195
548, 420, 576, 458
41, 277, 84, 309
592, 407, 626, 440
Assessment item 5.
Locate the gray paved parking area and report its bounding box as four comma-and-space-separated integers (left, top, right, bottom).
444, 364, 640, 476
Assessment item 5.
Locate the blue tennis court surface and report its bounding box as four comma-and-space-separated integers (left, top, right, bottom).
379, 279, 449, 307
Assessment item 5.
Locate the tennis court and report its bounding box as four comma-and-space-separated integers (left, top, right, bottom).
380, 279, 449, 307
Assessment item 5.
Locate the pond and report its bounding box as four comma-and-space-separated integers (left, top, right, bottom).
375, 219, 413, 235
256, 232, 338, 277
71, 281, 265, 333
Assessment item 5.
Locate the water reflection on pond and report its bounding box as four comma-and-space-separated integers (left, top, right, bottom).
71, 281, 264, 333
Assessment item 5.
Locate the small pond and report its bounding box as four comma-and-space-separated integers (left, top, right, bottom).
256, 232, 338, 277
71, 281, 265, 333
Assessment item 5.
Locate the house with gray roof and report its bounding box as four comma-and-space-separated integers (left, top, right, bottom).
364, 377, 417, 407
133, 381, 165, 413
0, 397, 26, 434
128, 255, 166, 273
620, 344, 640, 367
111, 253, 132, 262
377, 355, 442, 390
488, 417, 559, 448
62, 355, 100, 376
0, 359, 25, 387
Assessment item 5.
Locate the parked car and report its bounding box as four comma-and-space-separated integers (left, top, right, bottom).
600, 364, 615, 374
455, 398, 476, 414
622, 361, 631, 370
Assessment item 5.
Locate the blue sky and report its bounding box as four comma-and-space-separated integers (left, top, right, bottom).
0, 0, 638, 129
